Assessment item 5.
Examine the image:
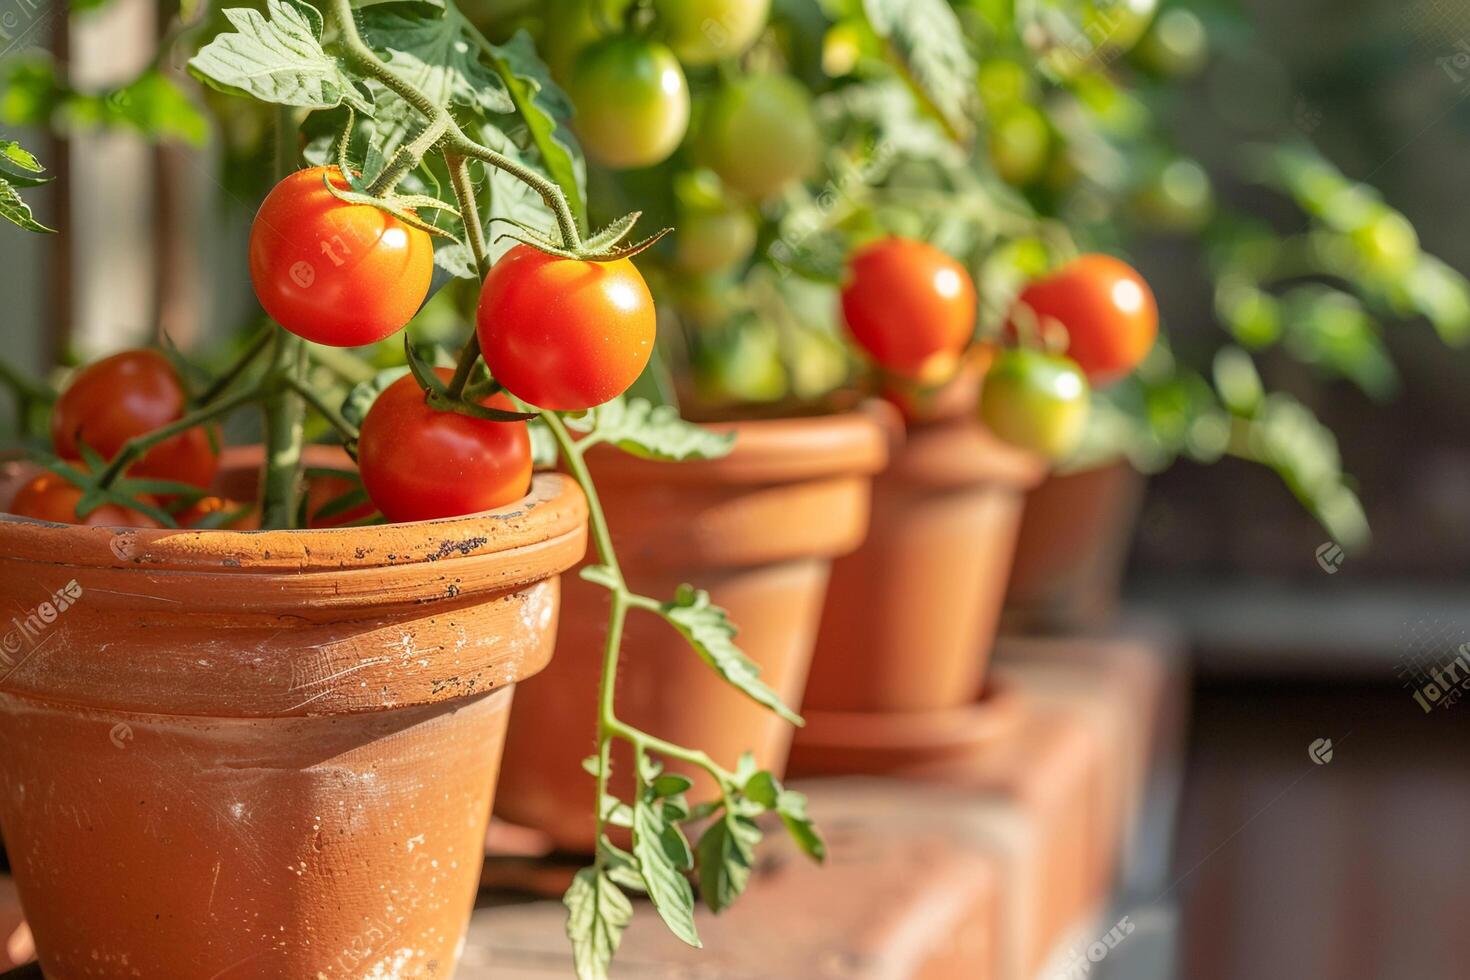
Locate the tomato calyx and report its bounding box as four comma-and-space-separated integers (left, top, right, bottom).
402, 338, 539, 423
23, 454, 205, 528
491, 210, 672, 263
318, 168, 462, 242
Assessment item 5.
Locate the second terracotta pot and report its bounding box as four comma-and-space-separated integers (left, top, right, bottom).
802, 388, 1045, 715
496, 410, 890, 852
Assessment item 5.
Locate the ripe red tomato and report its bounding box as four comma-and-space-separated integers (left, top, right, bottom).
177, 496, 260, 530
477, 244, 656, 411
357, 370, 533, 523
8, 472, 160, 527
305, 473, 377, 528
1012, 254, 1158, 384
840, 236, 977, 380
249, 166, 433, 347
51, 349, 220, 488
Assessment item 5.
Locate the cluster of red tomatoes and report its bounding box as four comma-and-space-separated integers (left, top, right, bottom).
839, 236, 1158, 459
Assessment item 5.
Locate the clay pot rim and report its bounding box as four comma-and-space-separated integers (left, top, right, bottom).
586, 407, 892, 485
0, 471, 588, 578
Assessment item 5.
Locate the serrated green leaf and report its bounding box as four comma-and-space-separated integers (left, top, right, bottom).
632, 793, 700, 948
657, 586, 803, 726
360, 5, 514, 125
564, 867, 632, 980
599, 837, 648, 894
743, 771, 781, 808
776, 789, 826, 863
862, 0, 976, 140
600, 794, 634, 829
695, 808, 762, 913
0, 137, 53, 233
652, 774, 694, 798
188, 0, 371, 112
580, 397, 735, 461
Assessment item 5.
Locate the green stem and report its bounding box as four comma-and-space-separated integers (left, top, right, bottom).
325, 0, 581, 249
259, 334, 307, 528
97, 386, 259, 488
283, 373, 360, 444
366, 114, 451, 197
196, 326, 274, 406
610, 720, 738, 785
445, 153, 487, 399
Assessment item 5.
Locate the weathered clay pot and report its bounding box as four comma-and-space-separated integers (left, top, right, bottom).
1003, 461, 1146, 632
495, 411, 890, 852
0, 453, 586, 978
801, 385, 1045, 716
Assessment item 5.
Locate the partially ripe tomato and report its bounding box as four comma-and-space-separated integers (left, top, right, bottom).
177, 496, 260, 530
249, 166, 433, 347
1013, 254, 1158, 385
8, 472, 160, 527
841, 236, 977, 380
567, 36, 689, 169
477, 244, 656, 411
979, 349, 1091, 460
695, 74, 820, 201
51, 349, 220, 488
654, 0, 770, 66
357, 370, 533, 524
676, 203, 757, 274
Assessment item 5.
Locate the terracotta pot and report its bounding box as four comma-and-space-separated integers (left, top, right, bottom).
0, 450, 587, 978
1003, 462, 1146, 632
801, 386, 1045, 715
495, 410, 890, 852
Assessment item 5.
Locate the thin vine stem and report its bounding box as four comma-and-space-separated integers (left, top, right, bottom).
97, 386, 260, 488
324, 0, 581, 249
283, 373, 360, 444
444, 152, 487, 399
196, 325, 274, 405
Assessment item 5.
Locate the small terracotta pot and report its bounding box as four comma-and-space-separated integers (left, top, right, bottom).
1003, 461, 1146, 632
495, 411, 890, 852
801, 384, 1045, 715
0, 451, 587, 978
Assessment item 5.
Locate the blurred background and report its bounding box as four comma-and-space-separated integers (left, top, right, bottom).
3, 0, 1470, 977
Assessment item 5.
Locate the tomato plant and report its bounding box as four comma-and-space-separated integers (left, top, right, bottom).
1013, 254, 1159, 385
566, 35, 690, 169
51, 349, 220, 488
841, 237, 977, 380
248, 166, 434, 347
979, 349, 1091, 460
357, 370, 532, 523
477, 243, 656, 411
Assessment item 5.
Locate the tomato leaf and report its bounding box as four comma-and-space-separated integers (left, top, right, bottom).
632, 790, 701, 948
775, 788, 826, 863
573, 397, 736, 461
188, 0, 372, 113
359, 5, 513, 117
695, 807, 762, 914
861, 0, 976, 141
655, 585, 804, 727
0, 137, 54, 233
563, 867, 633, 980
599, 837, 648, 894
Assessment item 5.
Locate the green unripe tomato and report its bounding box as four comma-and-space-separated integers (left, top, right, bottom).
988, 103, 1051, 187
1350, 208, 1420, 278
979, 349, 1091, 460
567, 35, 690, 169
676, 205, 758, 274
695, 73, 820, 201
1133, 158, 1214, 232
1133, 7, 1209, 78
654, 0, 770, 66
694, 325, 787, 404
